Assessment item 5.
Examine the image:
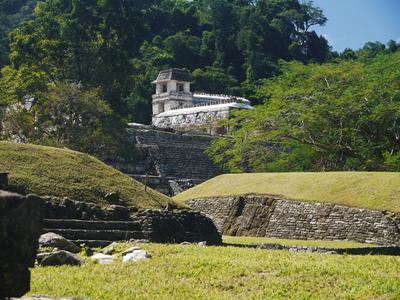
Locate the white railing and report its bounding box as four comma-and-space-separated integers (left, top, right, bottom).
170, 97, 248, 110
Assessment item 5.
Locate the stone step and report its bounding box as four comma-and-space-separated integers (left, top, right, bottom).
44, 219, 142, 231
43, 228, 147, 241
71, 239, 115, 248
107, 128, 225, 195
135, 135, 215, 145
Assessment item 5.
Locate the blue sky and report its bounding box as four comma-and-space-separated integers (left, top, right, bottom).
312, 0, 400, 52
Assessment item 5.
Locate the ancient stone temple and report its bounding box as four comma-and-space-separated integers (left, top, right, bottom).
109, 68, 253, 195
108, 126, 224, 196
152, 68, 252, 134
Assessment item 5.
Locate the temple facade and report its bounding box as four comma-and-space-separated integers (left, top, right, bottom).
152, 68, 252, 134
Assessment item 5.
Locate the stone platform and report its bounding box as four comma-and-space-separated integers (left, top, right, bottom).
42, 208, 222, 247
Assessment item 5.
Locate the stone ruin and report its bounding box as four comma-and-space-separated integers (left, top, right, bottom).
0, 191, 44, 298
188, 194, 400, 247
42, 197, 222, 247
107, 125, 224, 196
0, 186, 221, 297
151, 68, 252, 135
107, 69, 248, 196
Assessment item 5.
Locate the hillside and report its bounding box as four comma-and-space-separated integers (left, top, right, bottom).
174, 172, 400, 212
0, 141, 173, 208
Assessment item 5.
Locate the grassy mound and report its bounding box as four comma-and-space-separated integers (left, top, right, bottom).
0, 141, 172, 208
174, 172, 400, 212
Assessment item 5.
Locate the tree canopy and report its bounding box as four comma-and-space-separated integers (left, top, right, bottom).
1, 0, 330, 123
0, 0, 36, 67
208, 51, 400, 172
1, 0, 399, 172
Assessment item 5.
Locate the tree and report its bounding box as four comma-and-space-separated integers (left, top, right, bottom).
208, 52, 400, 172
387, 39, 400, 53
0, 65, 47, 106
163, 31, 202, 69
0, 0, 36, 67
3, 0, 332, 126
192, 66, 239, 95
300, 0, 327, 32
8, 0, 149, 115
303, 31, 330, 62
1, 81, 136, 159
340, 48, 357, 60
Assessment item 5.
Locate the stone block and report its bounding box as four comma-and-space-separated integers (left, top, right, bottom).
0, 191, 44, 298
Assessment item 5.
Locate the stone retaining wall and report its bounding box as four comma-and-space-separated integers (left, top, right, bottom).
44, 197, 132, 221
42, 198, 222, 245
230, 243, 400, 256
135, 209, 222, 245
188, 195, 400, 246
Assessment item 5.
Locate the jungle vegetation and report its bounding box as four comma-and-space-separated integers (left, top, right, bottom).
1, 0, 399, 170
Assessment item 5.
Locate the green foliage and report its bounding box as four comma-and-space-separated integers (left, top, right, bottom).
0, 141, 173, 208
8, 0, 149, 115
0, 0, 36, 67
192, 66, 239, 95
29, 243, 400, 299
1, 0, 331, 124
174, 172, 400, 213
36, 82, 133, 158
3, 0, 397, 173
209, 52, 400, 172
0, 65, 47, 105
338, 40, 400, 61
1, 81, 135, 159
123, 0, 331, 122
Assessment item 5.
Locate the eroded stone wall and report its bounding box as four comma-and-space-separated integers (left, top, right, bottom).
188, 197, 235, 231
43, 207, 222, 246
188, 195, 400, 246
153, 109, 230, 132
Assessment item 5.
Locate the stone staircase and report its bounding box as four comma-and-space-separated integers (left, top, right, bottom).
154, 144, 221, 179
131, 128, 223, 179
106, 126, 224, 195
41, 208, 223, 247
42, 219, 145, 247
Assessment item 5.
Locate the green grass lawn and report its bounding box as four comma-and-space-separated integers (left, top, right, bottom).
223, 236, 378, 249
0, 141, 173, 208
174, 172, 400, 212
29, 243, 400, 300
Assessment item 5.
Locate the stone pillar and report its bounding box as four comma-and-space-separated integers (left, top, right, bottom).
184, 82, 191, 93
167, 81, 177, 92
0, 191, 44, 298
